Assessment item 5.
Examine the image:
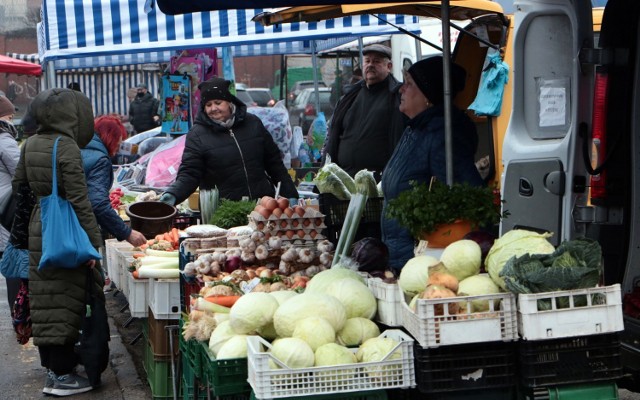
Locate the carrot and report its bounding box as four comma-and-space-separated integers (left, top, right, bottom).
163, 232, 173, 243
204, 295, 241, 308
133, 253, 146, 259
132, 270, 140, 279
155, 234, 164, 241
171, 228, 179, 244
139, 243, 148, 250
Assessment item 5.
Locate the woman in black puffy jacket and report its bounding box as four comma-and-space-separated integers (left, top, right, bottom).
160, 77, 298, 206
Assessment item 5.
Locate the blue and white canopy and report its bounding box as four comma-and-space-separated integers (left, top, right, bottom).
39, 0, 420, 70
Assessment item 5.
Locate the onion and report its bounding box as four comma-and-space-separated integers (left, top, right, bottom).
225, 256, 242, 273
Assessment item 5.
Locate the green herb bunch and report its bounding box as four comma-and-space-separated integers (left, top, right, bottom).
209, 199, 255, 228
386, 180, 507, 238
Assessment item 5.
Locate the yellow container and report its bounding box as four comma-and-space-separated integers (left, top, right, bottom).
188, 192, 199, 211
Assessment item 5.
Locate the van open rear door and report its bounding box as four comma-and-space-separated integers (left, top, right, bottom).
500, 0, 595, 246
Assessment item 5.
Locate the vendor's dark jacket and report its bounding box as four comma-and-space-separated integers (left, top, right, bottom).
166, 101, 298, 203
128, 92, 160, 133
82, 134, 132, 241
12, 88, 104, 347
381, 105, 484, 271
325, 75, 405, 178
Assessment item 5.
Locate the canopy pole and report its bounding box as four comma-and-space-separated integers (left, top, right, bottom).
311, 40, 321, 117
45, 60, 56, 90
442, 0, 453, 186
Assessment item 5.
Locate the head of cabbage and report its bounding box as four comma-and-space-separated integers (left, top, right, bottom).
398, 255, 440, 297
336, 318, 380, 347
439, 240, 482, 281
216, 335, 248, 360
292, 317, 336, 352
324, 278, 377, 319
485, 229, 555, 290
273, 293, 347, 337
269, 337, 315, 369
229, 292, 280, 334
314, 343, 357, 366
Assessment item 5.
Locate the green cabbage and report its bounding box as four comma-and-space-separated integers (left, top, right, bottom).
208, 321, 237, 356
269, 337, 315, 369
273, 293, 347, 337
216, 335, 248, 359
324, 278, 377, 319
292, 317, 336, 351
440, 239, 482, 281
315, 343, 357, 366
229, 292, 280, 334
398, 255, 440, 297
485, 229, 555, 290
305, 267, 365, 293
336, 318, 381, 346
457, 274, 502, 312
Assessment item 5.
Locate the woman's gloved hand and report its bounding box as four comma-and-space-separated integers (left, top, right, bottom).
159, 193, 176, 206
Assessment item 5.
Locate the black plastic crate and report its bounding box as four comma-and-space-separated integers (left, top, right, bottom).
173, 212, 200, 230
414, 340, 516, 395
178, 243, 201, 313
318, 193, 383, 245
519, 333, 623, 389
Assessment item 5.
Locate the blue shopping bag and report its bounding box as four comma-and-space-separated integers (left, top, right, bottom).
39, 137, 102, 270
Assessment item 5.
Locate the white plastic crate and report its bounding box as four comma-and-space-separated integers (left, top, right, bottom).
105, 239, 132, 288
248, 329, 416, 399
126, 272, 149, 318
399, 286, 518, 348
148, 278, 181, 320
117, 252, 136, 298
517, 284, 624, 341
367, 278, 402, 326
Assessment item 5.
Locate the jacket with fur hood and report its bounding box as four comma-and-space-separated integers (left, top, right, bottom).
12, 88, 104, 347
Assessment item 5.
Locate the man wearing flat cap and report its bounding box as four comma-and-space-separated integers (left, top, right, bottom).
324, 43, 406, 179
128, 83, 160, 134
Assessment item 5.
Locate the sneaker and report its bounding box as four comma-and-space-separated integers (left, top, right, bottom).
48, 372, 93, 397
42, 370, 55, 395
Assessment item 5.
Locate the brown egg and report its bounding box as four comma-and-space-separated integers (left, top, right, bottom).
264, 198, 278, 212
272, 208, 283, 218
297, 229, 305, 238
294, 206, 305, 217
291, 219, 300, 228
280, 220, 288, 229
257, 221, 265, 230
255, 205, 271, 219
302, 218, 312, 227
277, 197, 290, 210
285, 230, 295, 239
284, 207, 295, 218
314, 218, 324, 226
260, 196, 275, 207
309, 230, 318, 239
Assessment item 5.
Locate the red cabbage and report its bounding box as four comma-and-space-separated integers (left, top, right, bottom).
350, 237, 389, 272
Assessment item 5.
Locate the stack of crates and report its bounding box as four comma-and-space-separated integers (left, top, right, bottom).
515, 284, 625, 399
142, 308, 181, 399
399, 285, 519, 399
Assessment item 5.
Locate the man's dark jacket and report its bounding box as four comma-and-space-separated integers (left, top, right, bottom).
128, 92, 160, 133
324, 75, 405, 178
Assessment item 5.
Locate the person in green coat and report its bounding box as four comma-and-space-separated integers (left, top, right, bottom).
12, 88, 104, 396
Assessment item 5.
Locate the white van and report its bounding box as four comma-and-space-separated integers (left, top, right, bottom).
501, 0, 639, 390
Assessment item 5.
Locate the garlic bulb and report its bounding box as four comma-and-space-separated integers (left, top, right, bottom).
255, 244, 269, 260
251, 230, 266, 243
317, 240, 334, 253
268, 236, 282, 250
281, 247, 298, 263
319, 252, 333, 267
297, 247, 315, 264
241, 250, 256, 263
211, 251, 227, 263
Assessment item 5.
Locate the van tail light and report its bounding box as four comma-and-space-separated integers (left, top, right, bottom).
304, 104, 316, 116
590, 68, 609, 201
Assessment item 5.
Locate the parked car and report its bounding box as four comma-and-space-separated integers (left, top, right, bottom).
235, 88, 257, 107
288, 87, 333, 134
247, 88, 276, 107
287, 80, 327, 103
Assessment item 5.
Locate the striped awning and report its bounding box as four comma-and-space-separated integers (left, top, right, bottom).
39, 1, 420, 70
6, 53, 40, 64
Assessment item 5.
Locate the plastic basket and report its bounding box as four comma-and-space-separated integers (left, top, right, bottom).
366, 278, 402, 327
318, 193, 384, 245
173, 212, 200, 230
517, 284, 624, 340
143, 334, 181, 398
179, 243, 202, 314
105, 239, 133, 289
200, 341, 251, 397
249, 390, 389, 400
547, 381, 618, 400
519, 332, 623, 389
413, 340, 516, 396
399, 286, 518, 348
248, 329, 416, 399
149, 278, 181, 320
127, 272, 149, 318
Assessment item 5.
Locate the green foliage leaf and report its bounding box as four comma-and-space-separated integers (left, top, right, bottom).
210, 199, 255, 229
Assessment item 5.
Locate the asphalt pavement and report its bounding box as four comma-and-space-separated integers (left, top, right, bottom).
0, 274, 148, 400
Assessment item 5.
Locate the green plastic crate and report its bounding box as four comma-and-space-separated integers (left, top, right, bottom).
144, 337, 181, 399
250, 389, 388, 400
179, 319, 204, 378
548, 382, 619, 400
199, 341, 250, 397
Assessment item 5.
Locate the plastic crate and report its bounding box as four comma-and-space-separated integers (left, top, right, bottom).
247, 329, 415, 399
547, 381, 618, 400
413, 340, 516, 396
399, 286, 518, 348
179, 319, 204, 379
366, 278, 402, 327
250, 390, 388, 400
127, 272, 149, 318
105, 239, 133, 289
143, 334, 181, 398
517, 284, 624, 340
200, 341, 251, 397
149, 278, 181, 319
318, 193, 384, 245
519, 333, 623, 389
148, 308, 180, 360
173, 212, 200, 230
117, 250, 137, 298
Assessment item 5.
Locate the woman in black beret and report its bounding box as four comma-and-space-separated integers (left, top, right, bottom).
381, 56, 484, 271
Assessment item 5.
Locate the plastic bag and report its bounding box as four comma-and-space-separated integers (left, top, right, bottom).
468, 52, 510, 117
145, 135, 186, 188
247, 100, 293, 168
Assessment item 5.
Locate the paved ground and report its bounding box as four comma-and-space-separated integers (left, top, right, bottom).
0, 274, 150, 400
